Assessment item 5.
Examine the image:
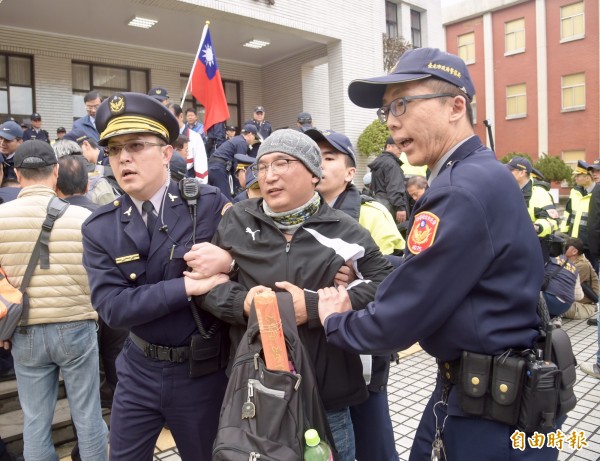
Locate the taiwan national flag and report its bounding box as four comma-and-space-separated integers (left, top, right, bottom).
189, 23, 230, 133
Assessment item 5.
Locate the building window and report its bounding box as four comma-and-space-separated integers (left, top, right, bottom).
386, 1, 398, 38
560, 1, 584, 42
505, 18, 525, 55
411, 10, 422, 48
562, 149, 585, 171
180, 75, 241, 130
458, 33, 475, 64
72, 62, 149, 119
561, 73, 585, 111
506, 83, 527, 119
0, 53, 34, 121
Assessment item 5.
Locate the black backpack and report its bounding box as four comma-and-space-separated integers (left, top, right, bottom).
212, 292, 335, 461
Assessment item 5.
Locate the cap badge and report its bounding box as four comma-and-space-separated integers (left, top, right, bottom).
109, 94, 126, 115
156, 89, 162, 94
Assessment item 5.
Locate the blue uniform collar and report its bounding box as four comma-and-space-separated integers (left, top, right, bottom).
432, 135, 483, 182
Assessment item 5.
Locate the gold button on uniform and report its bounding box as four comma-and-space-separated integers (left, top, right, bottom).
113, 200, 120, 206
445, 372, 451, 380
471, 377, 480, 386
130, 273, 137, 280
499, 384, 508, 393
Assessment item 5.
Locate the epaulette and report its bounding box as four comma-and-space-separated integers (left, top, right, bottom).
83, 197, 123, 224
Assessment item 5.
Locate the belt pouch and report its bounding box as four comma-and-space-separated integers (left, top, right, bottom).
189, 332, 222, 378
459, 351, 492, 416
489, 355, 526, 425
518, 360, 560, 433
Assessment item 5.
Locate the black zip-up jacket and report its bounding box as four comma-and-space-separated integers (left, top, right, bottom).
368, 152, 406, 213
332, 184, 394, 393
196, 196, 392, 410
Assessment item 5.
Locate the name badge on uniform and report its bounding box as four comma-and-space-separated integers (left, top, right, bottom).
115, 254, 140, 264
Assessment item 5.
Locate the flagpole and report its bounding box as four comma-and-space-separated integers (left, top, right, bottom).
180, 21, 210, 107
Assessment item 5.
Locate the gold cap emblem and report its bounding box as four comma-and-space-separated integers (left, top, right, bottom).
109, 94, 126, 115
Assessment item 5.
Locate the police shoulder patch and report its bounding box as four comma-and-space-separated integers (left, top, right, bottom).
407, 211, 440, 255
221, 202, 233, 215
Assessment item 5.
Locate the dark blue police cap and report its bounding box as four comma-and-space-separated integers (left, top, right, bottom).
169, 154, 187, 181
506, 157, 532, 174
241, 124, 258, 135
95, 92, 180, 147
304, 129, 357, 166
63, 128, 90, 144
148, 87, 169, 101
234, 153, 255, 168
348, 47, 475, 109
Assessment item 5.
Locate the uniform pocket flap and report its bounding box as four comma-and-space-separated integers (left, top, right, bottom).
460, 351, 492, 398
490, 355, 525, 406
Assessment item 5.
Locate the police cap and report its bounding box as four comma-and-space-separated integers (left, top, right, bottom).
506, 157, 532, 174
234, 153, 256, 169
95, 92, 180, 147
587, 158, 600, 171
148, 87, 169, 101
304, 129, 357, 167
574, 160, 591, 176
241, 124, 258, 135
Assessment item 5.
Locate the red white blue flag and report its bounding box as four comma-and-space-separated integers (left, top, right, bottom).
189, 23, 230, 133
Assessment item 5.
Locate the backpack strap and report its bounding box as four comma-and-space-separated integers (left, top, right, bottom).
39, 197, 70, 269
19, 197, 70, 323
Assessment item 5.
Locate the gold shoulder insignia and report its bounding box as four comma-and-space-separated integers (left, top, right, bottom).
123, 206, 132, 216
115, 254, 140, 264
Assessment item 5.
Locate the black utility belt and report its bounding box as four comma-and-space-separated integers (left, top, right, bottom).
439, 350, 561, 433
130, 331, 228, 378
209, 157, 232, 171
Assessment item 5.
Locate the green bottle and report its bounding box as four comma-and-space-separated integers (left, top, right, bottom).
304, 429, 333, 461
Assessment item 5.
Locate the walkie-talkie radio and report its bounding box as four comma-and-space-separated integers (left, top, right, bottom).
518, 324, 560, 433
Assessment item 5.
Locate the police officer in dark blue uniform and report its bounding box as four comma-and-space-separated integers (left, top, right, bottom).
22, 113, 50, 143
81, 92, 233, 460
207, 123, 256, 201
317, 48, 559, 460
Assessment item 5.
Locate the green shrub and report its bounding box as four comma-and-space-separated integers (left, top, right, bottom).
534, 156, 572, 183
357, 120, 389, 157
499, 152, 533, 164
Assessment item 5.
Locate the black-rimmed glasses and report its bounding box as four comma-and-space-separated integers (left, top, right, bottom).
377, 93, 456, 123
103, 140, 166, 157
250, 159, 301, 178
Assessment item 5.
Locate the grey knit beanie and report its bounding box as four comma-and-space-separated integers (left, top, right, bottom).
256, 129, 322, 179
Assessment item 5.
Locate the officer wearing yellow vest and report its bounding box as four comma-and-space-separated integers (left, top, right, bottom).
561, 159, 597, 269
507, 157, 559, 260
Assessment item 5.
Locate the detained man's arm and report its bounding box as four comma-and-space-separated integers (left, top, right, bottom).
184, 242, 233, 277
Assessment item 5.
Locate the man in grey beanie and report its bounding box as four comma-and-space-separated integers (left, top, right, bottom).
188, 128, 393, 461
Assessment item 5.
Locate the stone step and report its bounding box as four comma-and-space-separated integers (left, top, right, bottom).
0, 377, 66, 414
1, 398, 110, 456
2, 398, 74, 454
